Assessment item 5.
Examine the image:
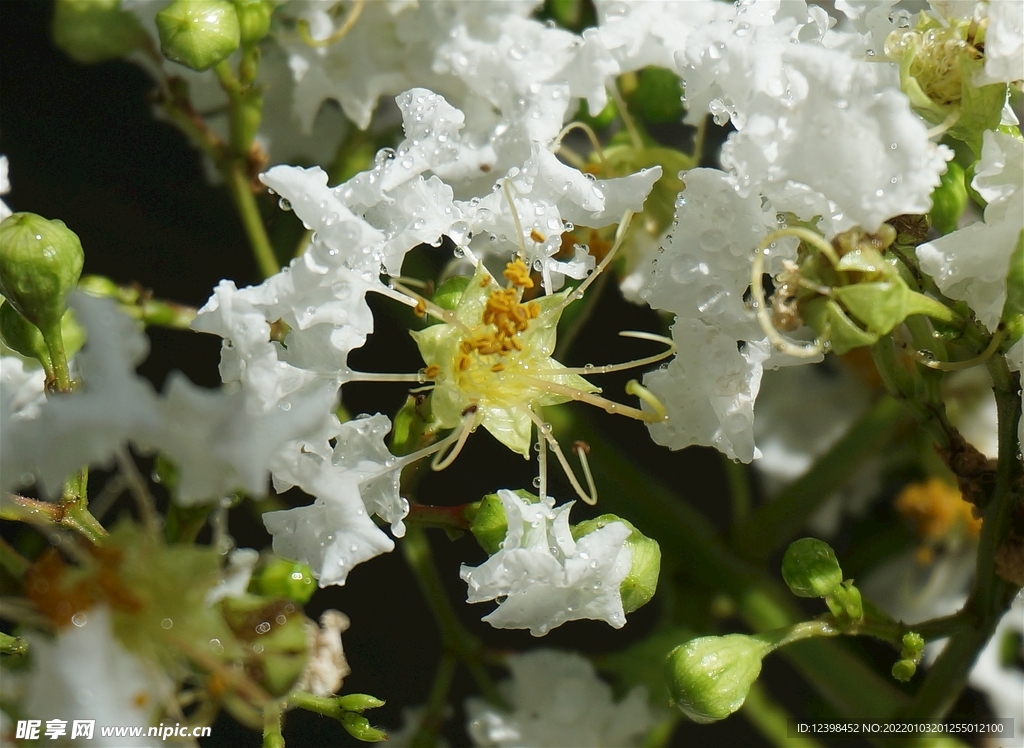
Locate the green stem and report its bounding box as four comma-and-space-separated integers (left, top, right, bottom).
400, 525, 504, 707
548, 409, 907, 719
871, 338, 955, 450
733, 396, 905, 561
723, 454, 751, 535
404, 503, 472, 532
0, 537, 30, 578
411, 652, 457, 748
225, 162, 279, 279
40, 320, 71, 393
742, 682, 825, 748
262, 700, 285, 748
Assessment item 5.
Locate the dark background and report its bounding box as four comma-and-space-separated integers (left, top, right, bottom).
0, 2, 991, 746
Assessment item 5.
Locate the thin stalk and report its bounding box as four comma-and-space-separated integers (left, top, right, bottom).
262, 700, 285, 748
400, 526, 504, 707
225, 162, 279, 278
0, 537, 30, 578
411, 652, 458, 748
733, 396, 905, 561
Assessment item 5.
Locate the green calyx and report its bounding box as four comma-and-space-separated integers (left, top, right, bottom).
469, 489, 538, 555
250, 557, 317, 604
156, 0, 241, 71
929, 161, 968, 235
787, 225, 957, 355
892, 631, 926, 682
666, 633, 773, 723
0, 212, 85, 333
220, 595, 310, 697
781, 537, 843, 598
824, 581, 864, 627
573, 514, 661, 614
232, 0, 273, 46
52, 0, 148, 64
0, 302, 85, 372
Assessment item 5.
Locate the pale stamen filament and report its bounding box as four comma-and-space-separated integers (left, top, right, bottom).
342, 370, 427, 384
537, 428, 548, 500
528, 409, 597, 505
516, 373, 662, 424
750, 230, 827, 359
392, 411, 473, 468
533, 330, 676, 376
430, 408, 478, 471
572, 441, 598, 506
608, 81, 642, 151
554, 210, 634, 315
554, 122, 610, 172
297, 0, 365, 48
387, 278, 472, 333
625, 379, 667, 421
897, 326, 1006, 371
503, 180, 530, 262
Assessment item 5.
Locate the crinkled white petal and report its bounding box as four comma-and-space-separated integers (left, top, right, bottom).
917, 131, 1023, 330
968, 597, 1024, 729
459, 490, 631, 636
23, 607, 169, 747
263, 451, 395, 587
643, 322, 772, 463
205, 548, 260, 605
981, 0, 1024, 84
0, 356, 46, 493
465, 650, 654, 747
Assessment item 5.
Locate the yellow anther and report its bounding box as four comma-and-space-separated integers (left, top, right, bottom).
456, 354, 471, 372
424, 364, 441, 380
530, 229, 546, 244
490, 362, 505, 373
896, 478, 981, 541
503, 259, 535, 289
480, 275, 492, 288
414, 299, 427, 317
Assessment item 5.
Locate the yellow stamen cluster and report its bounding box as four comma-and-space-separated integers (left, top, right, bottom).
453, 262, 540, 373
896, 477, 982, 565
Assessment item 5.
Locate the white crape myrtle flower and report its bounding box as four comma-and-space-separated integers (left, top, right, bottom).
23, 606, 170, 747
640, 168, 813, 462
918, 130, 1024, 330
980, 0, 1024, 84
465, 650, 654, 747
204, 547, 260, 605
460, 490, 632, 636
263, 415, 408, 587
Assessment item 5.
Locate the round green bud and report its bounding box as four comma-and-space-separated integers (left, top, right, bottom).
78, 273, 123, 300
52, 0, 147, 64
929, 161, 968, 235
666, 634, 772, 723
901, 631, 925, 660
156, 0, 240, 72
340, 713, 387, 743
432, 274, 471, 312
573, 515, 661, 614
891, 659, 917, 683
0, 302, 85, 368
0, 213, 85, 333
233, 0, 273, 46
781, 537, 844, 598
251, 557, 317, 604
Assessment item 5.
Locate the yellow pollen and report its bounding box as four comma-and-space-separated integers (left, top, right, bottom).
530, 228, 546, 243
480, 275, 492, 288
424, 364, 441, 380
490, 362, 505, 372
503, 259, 535, 289
896, 478, 982, 558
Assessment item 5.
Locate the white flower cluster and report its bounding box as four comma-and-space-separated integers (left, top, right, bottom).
460, 490, 633, 636
466, 650, 654, 747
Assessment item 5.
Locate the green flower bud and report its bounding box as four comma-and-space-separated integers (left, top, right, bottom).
340, 712, 387, 743
52, 0, 147, 64
220, 597, 309, 697
233, 0, 273, 46
156, 0, 240, 72
337, 693, 386, 713
0, 213, 84, 333
468, 490, 538, 555
825, 581, 864, 626
576, 97, 618, 129
251, 557, 317, 604
633, 66, 684, 124
429, 274, 471, 317
573, 515, 661, 614
78, 273, 123, 299
892, 658, 917, 682
666, 634, 773, 723
781, 538, 843, 598
901, 631, 925, 660
0, 302, 85, 369
929, 161, 968, 235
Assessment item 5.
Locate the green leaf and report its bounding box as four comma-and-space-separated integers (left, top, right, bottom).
947, 53, 1007, 155
633, 67, 685, 123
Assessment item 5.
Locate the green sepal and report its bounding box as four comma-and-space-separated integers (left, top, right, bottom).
833, 282, 955, 336
633, 66, 684, 124
946, 53, 1007, 155
572, 515, 661, 614
891, 659, 917, 682
389, 394, 436, 457
780, 538, 843, 599
803, 298, 878, 356
250, 557, 317, 604
429, 274, 471, 318
156, 0, 241, 71
0, 303, 85, 369
340, 712, 387, 743
666, 634, 773, 723
929, 161, 968, 235
337, 694, 386, 713
0, 212, 85, 331
52, 0, 148, 64
825, 581, 864, 626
